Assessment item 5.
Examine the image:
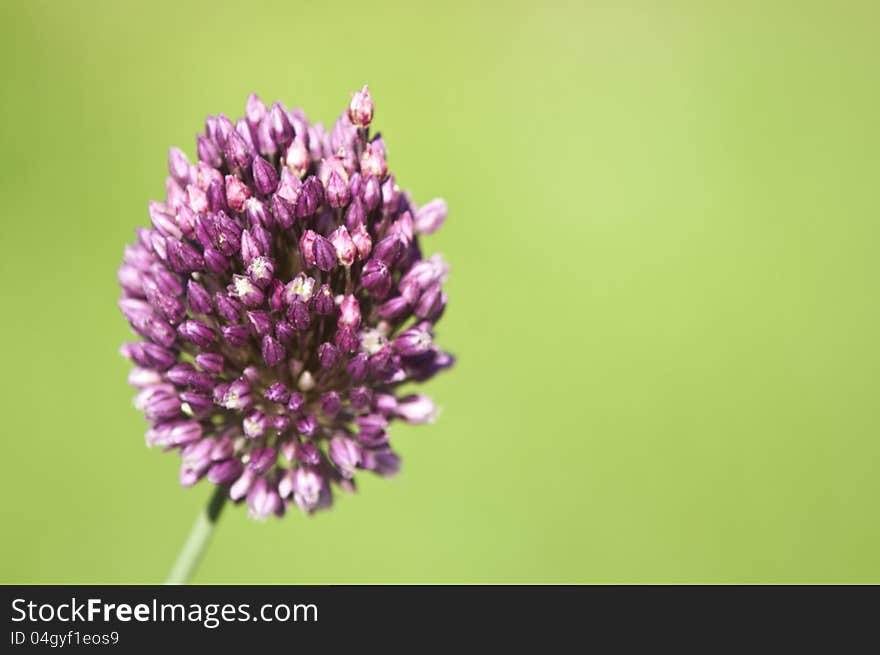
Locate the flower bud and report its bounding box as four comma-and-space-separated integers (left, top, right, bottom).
313, 284, 335, 315
330, 226, 356, 266
361, 259, 392, 298
313, 235, 337, 272
347, 85, 374, 128
252, 156, 279, 195
318, 342, 340, 369
261, 335, 285, 367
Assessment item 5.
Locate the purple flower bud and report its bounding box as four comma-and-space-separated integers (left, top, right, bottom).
265, 382, 290, 404
395, 394, 437, 423
288, 299, 311, 331
360, 142, 387, 179
151, 419, 203, 447
236, 118, 256, 151
120, 342, 176, 370
372, 234, 404, 265
342, 198, 365, 233
217, 378, 252, 410
415, 282, 444, 320
212, 114, 234, 149
149, 201, 182, 239
165, 238, 204, 273
230, 469, 257, 501
393, 327, 432, 356
224, 129, 254, 171
269, 194, 295, 230
166, 363, 202, 388
287, 391, 304, 413
277, 167, 303, 201
275, 320, 295, 344
247, 446, 276, 474
362, 175, 381, 211
350, 386, 373, 411
168, 147, 191, 185
295, 441, 321, 466
325, 171, 350, 208
246, 310, 273, 337
177, 319, 216, 349
246, 93, 267, 126
195, 353, 225, 374
318, 342, 340, 369
243, 411, 269, 439
313, 284, 335, 315
207, 179, 228, 213
267, 278, 284, 312
230, 274, 265, 307
240, 229, 261, 265
361, 447, 401, 478
213, 212, 242, 256
182, 437, 214, 466
356, 412, 388, 438
245, 196, 272, 228
283, 273, 316, 304
225, 175, 251, 212
247, 477, 284, 520
379, 296, 412, 321
338, 295, 361, 329
268, 102, 294, 147
196, 161, 224, 190
221, 324, 250, 347
197, 134, 222, 168
117, 264, 144, 297
207, 458, 244, 484
391, 211, 414, 245
330, 226, 356, 266
203, 247, 229, 275
347, 352, 369, 381
173, 205, 196, 240
296, 176, 324, 218
180, 390, 212, 417
247, 255, 275, 288
312, 235, 337, 272
252, 156, 279, 195
329, 436, 362, 479
290, 467, 325, 512
186, 279, 212, 314
351, 222, 372, 259
335, 326, 359, 353
414, 198, 447, 235
285, 138, 310, 178
143, 280, 186, 324
347, 85, 374, 128
140, 388, 182, 422
214, 292, 242, 323
261, 335, 285, 367
296, 414, 317, 437
321, 391, 342, 416
273, 415, 291, 433
128, 367, 162, 388
299, 230, 317, 268
360, 259, 392, 297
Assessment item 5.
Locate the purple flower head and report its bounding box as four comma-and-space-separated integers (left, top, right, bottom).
118, 88, 453, 519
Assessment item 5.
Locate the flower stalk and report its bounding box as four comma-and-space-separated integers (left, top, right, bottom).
165, 484, 228, 584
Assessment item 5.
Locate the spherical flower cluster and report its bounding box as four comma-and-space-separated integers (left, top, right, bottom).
118, 86, 453, 519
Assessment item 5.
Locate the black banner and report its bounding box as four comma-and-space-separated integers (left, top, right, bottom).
1, 586, 875, 649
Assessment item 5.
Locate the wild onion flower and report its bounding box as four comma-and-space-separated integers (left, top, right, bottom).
118, 86, 453, 522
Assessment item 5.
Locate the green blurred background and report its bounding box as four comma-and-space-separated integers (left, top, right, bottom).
1, 0, 878, 583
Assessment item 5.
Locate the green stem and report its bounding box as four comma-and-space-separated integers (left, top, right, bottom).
164, 485, 227, 585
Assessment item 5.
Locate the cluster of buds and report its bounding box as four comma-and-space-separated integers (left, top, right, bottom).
118, 86, 453, 519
